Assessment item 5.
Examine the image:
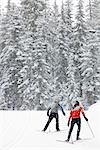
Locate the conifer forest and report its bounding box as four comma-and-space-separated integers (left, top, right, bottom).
0, 0, 100, 110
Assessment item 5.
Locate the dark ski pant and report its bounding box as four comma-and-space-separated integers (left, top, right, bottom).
43, 113, 59, 131
67, 118, 81, 140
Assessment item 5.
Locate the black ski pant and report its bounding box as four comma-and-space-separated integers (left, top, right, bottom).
43, 112, 59, 131
67, 118, 81, 140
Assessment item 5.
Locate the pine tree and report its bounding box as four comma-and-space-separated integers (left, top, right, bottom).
57, 0, 68, 102
0, 1, 24, 110
0, 0, 13, 110
80, 32, 98, 107
85, 0, 100, 106
79, 0, 100, 107
73, 0, 88, 101
20, 0, 50, 110
46, 0, 61, 102
58, 0, 76, 108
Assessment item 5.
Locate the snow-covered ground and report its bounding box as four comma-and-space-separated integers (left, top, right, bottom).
0, 102, 100, 150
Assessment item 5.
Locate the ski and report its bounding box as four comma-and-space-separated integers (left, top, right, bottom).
56, 140, 74, 144
47, 129, 67, 133
36, 130, 49, 134
73, 138, 92, 143
37, 129, 66, 134
57, 138, 91, 144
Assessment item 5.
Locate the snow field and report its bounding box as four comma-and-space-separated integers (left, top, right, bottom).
0, 102, 100, 150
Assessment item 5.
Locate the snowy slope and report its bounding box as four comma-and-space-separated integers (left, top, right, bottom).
0, 102, 100, 150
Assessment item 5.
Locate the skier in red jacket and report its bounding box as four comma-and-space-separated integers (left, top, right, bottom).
66, 101, 88, 141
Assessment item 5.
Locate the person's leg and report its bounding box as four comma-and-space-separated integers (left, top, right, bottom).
67, 119, 75, 141
76, 118, 81, 140
55, 113, 60, 131
43, 114, 53, 131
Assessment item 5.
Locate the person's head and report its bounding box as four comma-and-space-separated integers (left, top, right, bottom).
75, 101, 79, 106
54, 100, 59, 104
73, 101, 79, 108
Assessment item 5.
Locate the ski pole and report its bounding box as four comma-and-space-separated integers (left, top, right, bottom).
48, 115, 51, 133
87, 122, 95, 138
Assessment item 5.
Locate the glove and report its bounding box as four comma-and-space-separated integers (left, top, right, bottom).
63, 112, 66, 116
84, 116, 88, 121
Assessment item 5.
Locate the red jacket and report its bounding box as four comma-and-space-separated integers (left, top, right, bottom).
68, 105, 85, 123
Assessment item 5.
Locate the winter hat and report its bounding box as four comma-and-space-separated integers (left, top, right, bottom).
73, 101, 79, 108
75, 101, 79, 106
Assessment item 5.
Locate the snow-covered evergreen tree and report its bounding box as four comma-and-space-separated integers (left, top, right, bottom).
79, 0, 100, 108
80, 32, 98, 107
58, 0, 76, 108
20, 0, 52, 110
56, 0, 68, 104
0, 1, 24, 110
45, 0, 61, 103
73, 0, 88, 102
86, 0, 100, 105
92, 0, 100, 58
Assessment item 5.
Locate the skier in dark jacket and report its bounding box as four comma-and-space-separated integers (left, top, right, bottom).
66, 101, 88, 141
43, 101, 65, 131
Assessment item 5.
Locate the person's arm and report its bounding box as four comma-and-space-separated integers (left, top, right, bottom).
67, 111, 72, 126
58, 104, 65, 116
81, 107, 88, 121
47, 107, 51, 116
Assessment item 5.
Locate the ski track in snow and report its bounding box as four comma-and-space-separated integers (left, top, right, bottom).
0, 102, 100, 150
